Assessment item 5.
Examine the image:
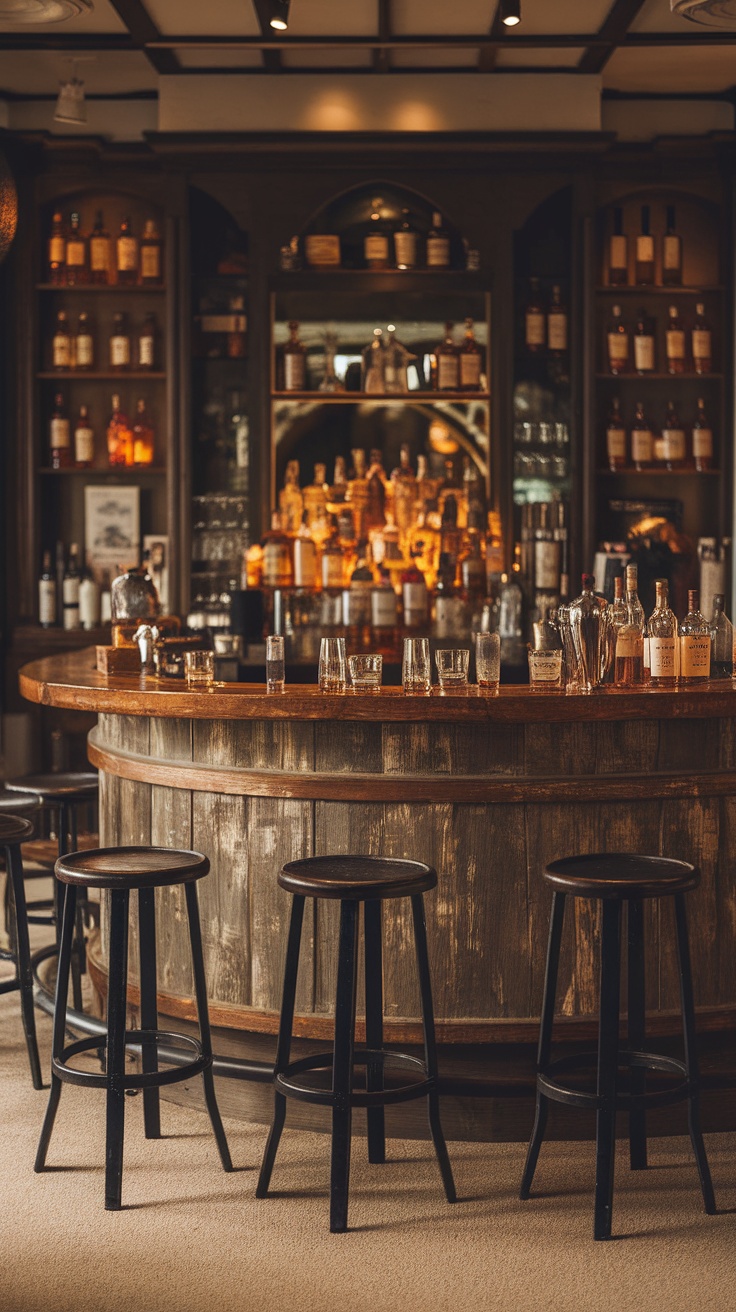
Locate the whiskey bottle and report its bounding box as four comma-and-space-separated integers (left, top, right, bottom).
227, 296, 247, 359
633, 309, 655, 374
435, 322, 459, 391
140, 218, 163, 284
50, 392, 71, 468
433, 553, 464, 639
709, 594, 733, 678
608, 207, 628, 286
344, 544, 374, 630
137, 312, 157, 370
48, 211, 66, 284
64, 212, 87, 286
321, 522, 345, 589
393, 208, 417, 270
631, 400, 653, 470
62, 543, 81, 631
662, 205, 682, 287
692, 397, 713, 473
282, 320, 306, 392
692, 302, 712, 375
401, 555, 429, 628
371, 568, 398, 632
132, 398, 155, 465
293, 511, 318, 589
648, 579, 678, 686
614, 600, 645, 688
665, 305, 686, 375
106, 394, 133, 467
109, 312, 131, 371
279, 459, 304, 535
38, 550, 56, 627
533, 502, 561, 594
261, 511, 293, 588
73, 403, 94, 469
391, 445, 418, 548
606, 575, 627, 679
116, 217, 139, 286
346, 448, 369, 541
364, 197, 390, 269
303, 462, 329, 530
459, 317, 482, 391
75, 311, 94, 371
605, 397, 627, 471
635, 204, 655, 285
607, 304, 629, 375
52, 310, 73, 370
547, 284, 568, 355
326, 455, 348, 512
426, 211, 450, 269
679, 588, 711, 683
365, 448, 389, 534
525, 277, 546, 353
661, 399, 686, 471
89, 210, 111, 285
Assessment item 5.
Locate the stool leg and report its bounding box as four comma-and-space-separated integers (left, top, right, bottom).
105, 888, 130, 1210
183, 881, 232, 1172
594, 899, 621, 1242
69, 803, 89, 975
257, 894, 305, 1198
331, 899, 359, 1233
138, 886, 160, 1140
35, 885, 78, 1170
521, 890, 566, 1200
6, 842, 43, 1089
627, 898, 647, 1170
674, 892, 716, 1215
58, 803, 84, 1013
363, 898, 385, 1165
411, 893, 456, 1205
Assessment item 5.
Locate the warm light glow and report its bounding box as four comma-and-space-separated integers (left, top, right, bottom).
270, 17, 287, 29
503, 13, 520, 24
500, 0, 521, 25
0, 149, 17, 264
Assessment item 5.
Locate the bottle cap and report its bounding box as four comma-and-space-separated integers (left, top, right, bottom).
688, 589, 699, 611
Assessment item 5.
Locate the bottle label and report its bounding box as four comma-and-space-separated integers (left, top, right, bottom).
525, 311, 545, 347
663, 235, 681, 270
63, 604, 80, 631
692, 329, 711, 360
636, 235, 654, 262
90, 237, 110, 272
284, 353, 305, 391
607, 426, 627, 461
529, 651, 562, 683
609, 235, 627, 270
50, 417, 70, 449
662, 427, 685, 461
304, 234, 341, 267
262, 543, 289, 586
49, 235, 65, 265
53, 337, 72, 368
138, 335, 154, 367
426, 236, 450, 267
76, 334, 93, 367
394, 231, 416, 267
74, 424, 94, 463
437, 355, 459, 390
293, 541, 317, 588
547, 312, 567, 352
534, 541, 560, 591
633, 334, 654, 371
631, 427, 653, 463
434, 595, 464, 639
643, 635, 650, 671
117, 236, 138, 271
616, 630, 642, 658
371, 589, 397, 628
39, 579, 56, 625
79, 580, 100, 628
322, 553, 344, 587
403, 581, 428, 614
110, 335, 130, 367
63, 577, 80, 606
141, 245, 161, 280
364, 234, 389, 262
680, 634, 710, 678
608, 332, 628, 363
66, 239, 85, 268
459, 353, 481, 387
650, 635, 676, 677
693, 427, 713, 459
666, 329, 685, 359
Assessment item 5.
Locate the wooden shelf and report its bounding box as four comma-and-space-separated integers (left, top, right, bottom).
271, 390, 490, 403
272, 270, 483, 294
595, 373, 722, 381
595, 286, 723, 296
38, 372, 166, 380
36, 283, 166, 293
38, 466, 166, 476
597, 466, 720, 476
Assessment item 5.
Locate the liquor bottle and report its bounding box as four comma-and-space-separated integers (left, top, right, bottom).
533, 502, 561, 595
498, 568, 525, 667
662, 205, 682, 287
261, 511, 293, 587
79, 569, 101, 630
365, 448, 389, 534
227, 295, 247, 359
293, 511, 318, 589
679, 588, 711, 683
52, 310, 73, 370
364, 197, 390, 269
303, 462, 328, 530
371, 567, 398, 632
605, 397, 627, 472
106, 394, 133, 467
525, 277, 545, 353
461, 454, 485, 525
415, 453, 438, 510
391, 445, 418, 548
227, 390, 249, 495
282, 320, 306, 392
568, 574, 607, 693
433, 553, 464, 639
326, 456, 348, 512
89, 210, 111, 285
137, 312, 157, 370
401, 555, 429, 628
132, 397, 155, 465
459, 526, 486, 613
48, 211, 65, 284
614, 575, 645, 688
116, 217, 139, 286
692, 302, 712, 375
665, 304, 686, 375
625, 561, 646, 633
459, 318, 482, 391
50, 392, 71, 469
426, 211, 450, 269
692, 397, 713, 473
607, 304, 629, 375
608, 206, 628, 286
74, 311, 94, 371
319, 330, 344, 394
140, 218, 162, 284
109, 312, 131, 371
393, 208, 417, 270
55, 539, 66, 620
279, 459, 304, 535
64, 211, 87, 286
605, 575, 627, 679
631, 400, 653, 470
635, 204, 655, 285
321, 522, 345, 590
661, 399, 686, 471
346, 448, 369, 541
362, 327, 385, 393
62, 543, 81, 631
38, 550, 56, 628
648, 579, 678, 686
73, 403, 94, 469
710, 594, 733, 678
439, 492, 462, 567
435, 322, 459, 391
344, 544, 374, 629
547, 284, 568, 355
633, 308, 655, 374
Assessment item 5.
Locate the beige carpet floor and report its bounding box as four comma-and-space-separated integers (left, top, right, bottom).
1, 983, 736, 1312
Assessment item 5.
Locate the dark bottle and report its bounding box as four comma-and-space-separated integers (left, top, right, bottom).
631, 400, 653, 471
693, 397, 713, 473
64, 211, 88, 286
393, 208, 417, 270
282, 320, 306, 392
38, 550, 56, 628
665, 304, 686, 375
50, 392, 71, 469
662, 205, 682, 287
606, 304, 629, 374
48, 211, 65, 285
140, 218, 163, 284
137, 312, 157, 370
116, 216, 139, 286
692, 302, 712, 375
661, 399, 686, 471
607, 206, 628, 286
459, 317, 482, 391
434, 322, 459, 391
62, 542, 81, 631
75, 311, 94, 371
426, 211, 450, 269
73, 403, 94, 469
89, 209, 111, 285
547, 284, 567, 355
364, 197, 390, 270
635, 204, 655, 286
524, 277, 545, 353
605, 398, 626, 472
633, 308, 655, 374
109, 312, 131, 371
710, 594, 733, 678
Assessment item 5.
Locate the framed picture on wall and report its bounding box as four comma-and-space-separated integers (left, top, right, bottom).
84, 485, 140, 585
143, 533, 170, 612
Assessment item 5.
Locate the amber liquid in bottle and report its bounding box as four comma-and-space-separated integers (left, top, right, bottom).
89, 210, 111, 285
693, 397, 713, 473
525, 277, 545, 354
692, 302, 712, 375
606, 398, 626, 471
662, 205, 682, 287
666, 304, 686, 375
48, 211, 66, 285
635, 205, 655, 286
116, 217, 139, 286
607, 304, 629, 374
608, 206, 628, 286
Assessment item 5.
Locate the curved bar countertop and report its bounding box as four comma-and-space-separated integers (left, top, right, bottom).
20, 648, 736, 1053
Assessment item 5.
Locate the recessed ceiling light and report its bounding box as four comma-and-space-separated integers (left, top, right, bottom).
672, 0, 736, 23
269, 0, 290, 31
0, 0, 93, 22
500, 0, 521, 26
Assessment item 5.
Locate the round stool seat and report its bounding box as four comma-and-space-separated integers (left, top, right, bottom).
544, 853, 699, 900
0, 814, 35, 845
6, 772, 98, 805
0, 791, 39, 818
55, 845, 209, 890
279, 855, 437, 901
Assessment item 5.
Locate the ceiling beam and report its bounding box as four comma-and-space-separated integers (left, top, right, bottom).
0, 33, 136, 51
578, 0, 648, 74
373, 0, 391, 74
251, 0, 282, 71
478, 1, 505, 73
107, 0, 180, 74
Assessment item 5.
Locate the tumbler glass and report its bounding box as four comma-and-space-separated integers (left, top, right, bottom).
402, 637, 431, 695
184, 650, 214, 687
319, 636, 347, 692
348, 653, 382, 692
435, 648, 470, 692
475, 632, 501, 693
266, 635, 285, 694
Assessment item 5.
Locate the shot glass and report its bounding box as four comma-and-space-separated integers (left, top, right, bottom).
475, 632, 501, 694
184, 650, 215, 687
266, 634, 285, 694
435, 648, 470, 692
319, 636, 348, 692
402, 636, 431, 695
528, 648, 564, 691
348, 653, 382, 693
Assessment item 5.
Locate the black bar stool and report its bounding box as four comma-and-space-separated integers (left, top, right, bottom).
520, 853, 716, 1241
0, 814, 43, 1089
256, 854, 456, 1233
34, 845, 233, 1210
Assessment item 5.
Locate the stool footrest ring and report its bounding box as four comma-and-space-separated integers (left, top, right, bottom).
52, 1029, 208, 1090
538, 1048, 691, 1111
276, 1048, 435, 1107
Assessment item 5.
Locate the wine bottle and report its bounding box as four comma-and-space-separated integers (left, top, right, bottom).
635, 205, 655, 285
38, 550, 56, 628
608, 207, 628, 286
665, 305, 686, 375
662, 205, 682, 287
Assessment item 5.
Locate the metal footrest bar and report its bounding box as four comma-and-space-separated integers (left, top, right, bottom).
276, 1048, 434, 1107
538, 1048, 691, 1111
52, 1029, 208, 1090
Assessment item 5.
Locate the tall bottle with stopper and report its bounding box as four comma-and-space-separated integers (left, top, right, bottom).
635, 204, 654, 285
279, 459, 303, 535
568, 574, 607, 693
709, 594, 733, 679
679, 589, 711, 683
648, 579, 678, 687
614, 563, 645, 687
606, 398, 626, 471
607, 207, 628, 286
662, 205, 682, 287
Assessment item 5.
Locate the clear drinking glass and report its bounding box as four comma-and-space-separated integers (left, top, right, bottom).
435, 648, 470, 692
184, 650, 214, 687
266, 634, 285, 693
528, 648, 563, 690
348, 653, 382, 692
319, 636, 347, 692
475, 632, 500, 693
402, 636, 431, 695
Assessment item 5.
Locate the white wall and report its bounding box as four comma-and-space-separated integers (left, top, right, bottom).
7, 98, 158, 141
